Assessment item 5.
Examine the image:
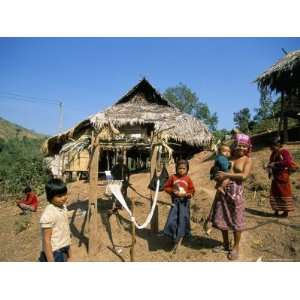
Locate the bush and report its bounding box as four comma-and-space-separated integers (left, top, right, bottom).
0, 138, 49, 199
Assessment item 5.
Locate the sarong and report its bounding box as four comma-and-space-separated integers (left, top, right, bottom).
211, 181, 245, 231
270, 170, 294, 212
163, 197, 190, 242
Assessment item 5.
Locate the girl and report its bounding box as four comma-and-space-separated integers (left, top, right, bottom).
163, 159, 195, 251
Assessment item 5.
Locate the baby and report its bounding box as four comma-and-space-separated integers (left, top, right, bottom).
210, 144, 232, 194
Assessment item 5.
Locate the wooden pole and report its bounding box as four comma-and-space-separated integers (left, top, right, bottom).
283, 92, 289, 143
130, 196, 136, 262
106, 151, 110, 170
279, 92, 284, 139
283, 114, 288, 143
150, 144, 159, 233
88, 132, 102, 256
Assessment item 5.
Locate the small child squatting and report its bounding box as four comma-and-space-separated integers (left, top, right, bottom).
16, 186, 38, 215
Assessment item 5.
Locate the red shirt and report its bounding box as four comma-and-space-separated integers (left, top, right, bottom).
21, 192, 38, 211
270, 148, 293, 169
164, 174, 195, 198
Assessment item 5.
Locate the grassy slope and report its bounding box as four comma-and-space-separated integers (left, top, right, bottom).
0, 117, 46, 140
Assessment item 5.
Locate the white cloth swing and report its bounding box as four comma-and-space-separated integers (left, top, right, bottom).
108, 179, 160, 229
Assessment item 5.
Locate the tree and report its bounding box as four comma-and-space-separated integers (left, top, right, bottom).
163, 83, 218, 131
233, 108, 251, 133
0, 138, 49, 197
213, 128, 231, 141
253, 92, 274, 122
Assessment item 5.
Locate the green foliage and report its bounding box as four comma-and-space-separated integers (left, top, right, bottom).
254, 92, 275, 122
0, 116, 46, 141
0, 138, 49, 197
163, 83, 218, 131
233, 108, 251, 133
212, 128, 231, 141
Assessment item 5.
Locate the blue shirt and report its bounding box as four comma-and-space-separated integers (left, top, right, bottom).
215, 154, 231, 172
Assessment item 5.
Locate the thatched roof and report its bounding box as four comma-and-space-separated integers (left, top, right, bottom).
256, 49, 300, 94
43, 79, 212, 156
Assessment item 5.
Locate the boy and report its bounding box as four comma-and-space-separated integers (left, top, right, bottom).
39, 178, 72, 262
16, 186, 38, 215
210, 144, 231, 194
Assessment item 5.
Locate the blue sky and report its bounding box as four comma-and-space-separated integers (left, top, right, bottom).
0, 37, 300, 136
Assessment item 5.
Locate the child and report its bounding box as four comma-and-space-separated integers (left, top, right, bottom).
16, 186, 38, 215
204, 144, 231, 236
38, 178, 72, 262
163, 159, 195, 251
210, 144, 232, 194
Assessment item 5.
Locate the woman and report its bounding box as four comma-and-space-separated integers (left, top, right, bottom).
210, 133, 252, 260
268, 137, 294, 218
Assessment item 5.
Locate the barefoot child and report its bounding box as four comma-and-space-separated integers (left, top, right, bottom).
38, 178, 72, 262
163, 159, 195, 251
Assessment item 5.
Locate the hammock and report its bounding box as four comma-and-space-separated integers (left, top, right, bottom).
108, 179, 160, 229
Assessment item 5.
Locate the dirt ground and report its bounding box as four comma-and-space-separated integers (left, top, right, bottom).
1, 145, 300, 262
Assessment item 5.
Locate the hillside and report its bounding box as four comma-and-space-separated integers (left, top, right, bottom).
0, 145, 299, 262
0, 116, 46, 140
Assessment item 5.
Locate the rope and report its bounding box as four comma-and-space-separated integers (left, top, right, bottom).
108, 179, 160, 229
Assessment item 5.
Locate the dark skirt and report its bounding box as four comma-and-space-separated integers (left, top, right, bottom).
210, 181, 245, 231
163, 197, 191, 242
270, 170, 294, 212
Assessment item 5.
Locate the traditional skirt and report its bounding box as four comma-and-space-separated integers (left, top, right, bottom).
270, 170, 294, 212
163, 197, 191, 242
211, 181, 245, 231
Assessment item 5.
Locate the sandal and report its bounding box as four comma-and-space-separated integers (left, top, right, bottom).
279, 212, 288, 218
227, 249, 239, 261
212, 245, 230, 253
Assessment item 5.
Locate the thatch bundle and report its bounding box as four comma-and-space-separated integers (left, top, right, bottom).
256, 49, 300, 94
43, 79, 212, 156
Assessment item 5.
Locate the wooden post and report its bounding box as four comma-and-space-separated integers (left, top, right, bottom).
283, 114, 288, 143
106, 151, 110, 170
130, 197, 136, 262
88, 132, 102, 256
279, 92, 284, 139
150, 144, 159, 233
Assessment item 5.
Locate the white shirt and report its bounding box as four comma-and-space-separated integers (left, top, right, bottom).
40, 203, 71, 251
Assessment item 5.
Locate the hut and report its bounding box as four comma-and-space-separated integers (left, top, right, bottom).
255, 49, 300, 142
42, 78, 212, 256
43, 78, 212, 176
